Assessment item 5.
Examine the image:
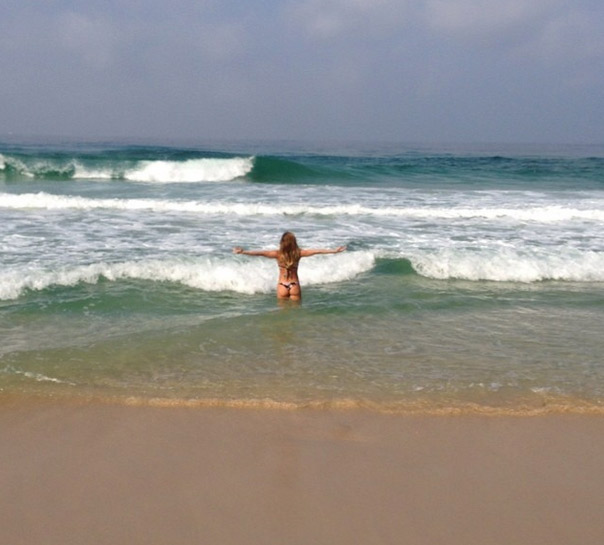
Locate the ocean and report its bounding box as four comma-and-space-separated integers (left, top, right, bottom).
1, 138, 603, 413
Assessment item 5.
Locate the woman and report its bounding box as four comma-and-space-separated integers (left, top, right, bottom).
233, 231, 346, 300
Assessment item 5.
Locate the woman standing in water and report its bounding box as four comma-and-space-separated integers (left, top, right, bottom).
233, 231, 346, 300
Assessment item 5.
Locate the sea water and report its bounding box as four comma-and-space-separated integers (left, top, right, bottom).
1, 139, 603, 412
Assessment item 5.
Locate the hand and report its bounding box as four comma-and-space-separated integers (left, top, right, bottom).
233, 247, 243, 254
335, 246, 347, 253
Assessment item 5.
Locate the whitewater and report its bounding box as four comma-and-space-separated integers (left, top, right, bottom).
1, 139, 603, 411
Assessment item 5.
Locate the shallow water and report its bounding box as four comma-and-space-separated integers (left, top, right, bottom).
1, 139, 603, 412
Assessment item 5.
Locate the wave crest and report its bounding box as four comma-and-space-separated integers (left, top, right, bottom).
0, 153, 254, 183
410, 249, 604, 282
87, 157, 254, 183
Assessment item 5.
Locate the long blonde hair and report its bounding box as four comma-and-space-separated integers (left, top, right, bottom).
278, 231, 301, 277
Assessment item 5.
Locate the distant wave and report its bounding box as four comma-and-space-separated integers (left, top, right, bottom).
249, 153, 604, 185
1, 192, 602, 222
90, 157, 253, 183
0, 152, 346, 185
0, 252, 375, 300
0, 153, 254, 183
3, 147, 604, 187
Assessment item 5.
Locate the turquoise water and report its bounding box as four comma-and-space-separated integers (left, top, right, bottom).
1, 139, 603, 412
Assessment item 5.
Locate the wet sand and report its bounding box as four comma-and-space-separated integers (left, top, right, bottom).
1, 398, 604, 545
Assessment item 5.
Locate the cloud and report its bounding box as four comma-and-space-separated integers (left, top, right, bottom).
423, 1, 604, 89
0, 0, 603, 142
425, 0, 563, 46
426, 0, 558, 33
284, 0, 413, 40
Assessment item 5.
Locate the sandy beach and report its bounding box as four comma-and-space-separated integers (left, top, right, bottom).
1, 398, 604, 545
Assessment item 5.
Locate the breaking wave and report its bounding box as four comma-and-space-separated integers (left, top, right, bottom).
2, 247, 603, 301
408, 249, 604, 283
0, 252, 376, 300
0, 153, 254, 183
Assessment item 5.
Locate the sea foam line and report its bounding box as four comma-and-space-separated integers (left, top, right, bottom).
1, 192, 602, 222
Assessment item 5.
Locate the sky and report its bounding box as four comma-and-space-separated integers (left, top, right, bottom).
1, 0, 603, 144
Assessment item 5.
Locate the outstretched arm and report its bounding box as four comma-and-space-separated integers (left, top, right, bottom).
300, 246, 347, 257
233, 247, 279, 258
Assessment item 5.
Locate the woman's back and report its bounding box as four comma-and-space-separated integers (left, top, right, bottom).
233, 231, 346, 300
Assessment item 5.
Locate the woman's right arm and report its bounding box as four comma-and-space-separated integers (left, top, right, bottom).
300, 246, 347, 257
233, 247, 278, 258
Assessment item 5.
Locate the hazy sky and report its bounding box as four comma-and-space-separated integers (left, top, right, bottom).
2, 0, 603, 144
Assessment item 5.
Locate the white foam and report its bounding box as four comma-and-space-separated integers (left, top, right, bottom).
310, 204, 604, 222
0, 366, 76, 386
132, 157, 254, 182
0, 252, 375, 300
388, 205, 604, 223
411, 248, 604, 283
71, 157, 254, 182
0, 192, 298, 214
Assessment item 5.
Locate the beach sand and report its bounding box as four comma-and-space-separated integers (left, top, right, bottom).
1, 398, 604, 545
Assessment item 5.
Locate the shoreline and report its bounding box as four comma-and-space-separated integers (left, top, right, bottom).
3, 390, 604, 416
2, 397, 604, 544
